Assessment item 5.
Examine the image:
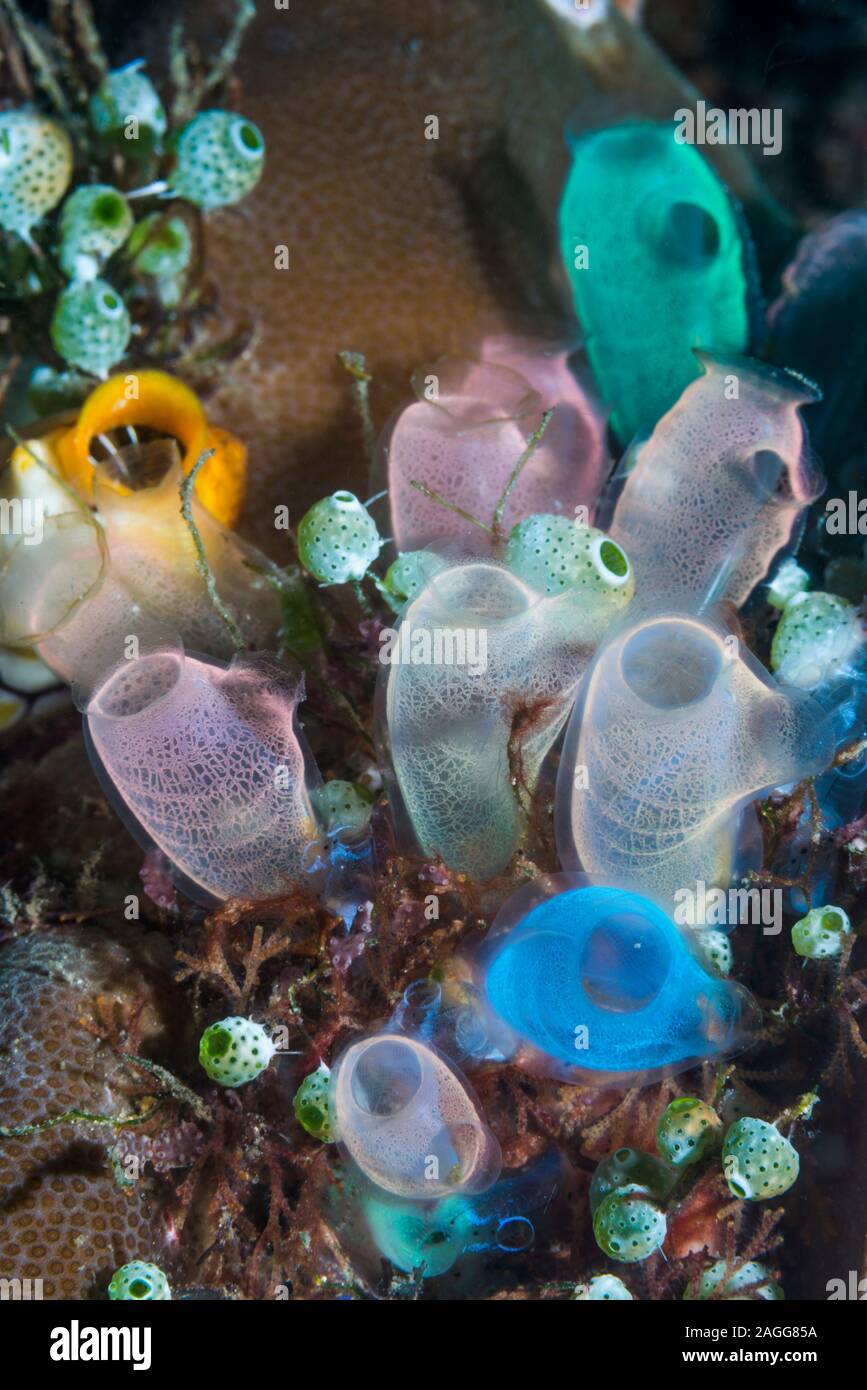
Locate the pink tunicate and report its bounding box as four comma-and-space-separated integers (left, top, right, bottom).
385, 337, 608, 554
85, 648, 323, 905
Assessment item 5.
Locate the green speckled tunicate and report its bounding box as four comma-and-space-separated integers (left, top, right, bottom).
50, 278, 131, 377
293, 1062, 336, 1141
505, 514, 634, 602
0, 111, 72, 244
383, 550, 446, 604
770, 590, 863, 690
722, 1117, 799, 1200
791, 904, 851, 960
656, 1097, 723, 1168
297, 491, 381, 584
59, 185, 133, 280
559, 122, 754, 443
199, 1016, 276, 1088
108, 1260, 171, 1300
89, 63, 167, 155
128, 212, 192, 278
315, 780, 374, 835
171, 110, 265, 210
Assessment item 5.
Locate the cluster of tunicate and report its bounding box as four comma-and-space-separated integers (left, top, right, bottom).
384, 556, 627, 879
0, 70, 263, 380
684, 1261, 783, 1301
588, 1150, 674, 1264
331, 1032, 501, 1199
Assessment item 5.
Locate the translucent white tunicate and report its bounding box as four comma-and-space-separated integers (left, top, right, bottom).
0, 455, 283, 695
609, 353, 823, 610
384, 558, 623, 880
332, 1032, 501, 1200
556, 611, 835, 909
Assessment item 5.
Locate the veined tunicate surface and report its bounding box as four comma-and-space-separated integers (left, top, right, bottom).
478, 881, 755, 1082
609, 353, 823, 610
85, 648, 322, 904
332, 1032, 500, 1199
557, 612, 834, 908
385, 558, 625, 880
385, 341, 606, 555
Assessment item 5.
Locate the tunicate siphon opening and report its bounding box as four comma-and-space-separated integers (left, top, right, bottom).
580, 911, 672, 1013
350, 1038, 423, 1116
91, 650, 183, 719
621, 620, 722, 709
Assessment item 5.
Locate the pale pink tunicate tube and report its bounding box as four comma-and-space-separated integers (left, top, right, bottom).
85, 648, 323, 905
385, 337, 608, 554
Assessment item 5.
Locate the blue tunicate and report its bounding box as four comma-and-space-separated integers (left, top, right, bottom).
479, 883, 757, 1083
362, 1151, 564, 1277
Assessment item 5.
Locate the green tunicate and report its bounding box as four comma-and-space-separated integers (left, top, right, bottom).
293, 1063, 336, 1142
89, 64, 167, 156
383, 550, 446, 604
656, 1097, 723, 1168
59, 184, 133, 280
50, 277, 131, 377
589, 1147, 676, 1216
297, 491, 381, 585
791, 904, 851, 960
684, 1259, 783, 1301
128, 212, 192, 279
559, 122, 754, 444
108, 1260, 171, 1300
315, 780, 373, 835
170, 110, 265, 211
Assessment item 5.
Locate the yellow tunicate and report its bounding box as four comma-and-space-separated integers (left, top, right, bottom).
54, 370, 247, 527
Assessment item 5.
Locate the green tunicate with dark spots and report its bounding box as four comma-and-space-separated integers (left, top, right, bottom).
50, 277, 131, 377
170, 110, 265, 210
89, 64, 167, 156
559, 122, 755, 444
293, 1063, 336, 1142
297, 491, 381, 584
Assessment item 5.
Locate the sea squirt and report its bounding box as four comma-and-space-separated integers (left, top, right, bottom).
331, 1031, 500, 1200
384, 552, 631, 880
84, 647, 322, 905
384, 339, 607, 555
558, 122, 756, 444
477, 879, 757, 1083
556, 611, 835, 910
609, 352, 823, 610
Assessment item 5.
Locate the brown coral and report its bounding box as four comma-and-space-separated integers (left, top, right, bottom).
0, 927, 189, 1299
